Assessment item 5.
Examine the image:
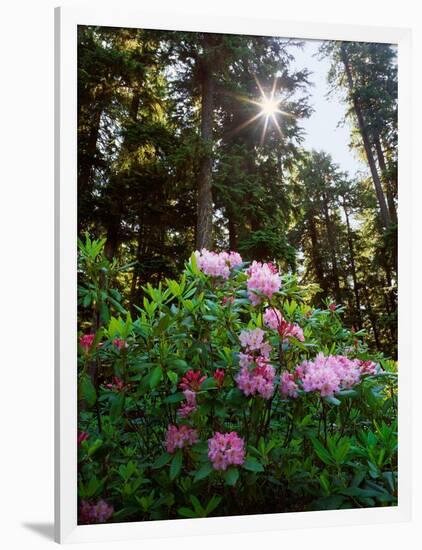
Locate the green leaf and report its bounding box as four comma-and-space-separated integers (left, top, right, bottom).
204, 495, 222, 515
336, 389, 358, 398
190, 495, 203, 515
324, 395, 341, 406
170, 449, 183, 480
80, 375, 97, 407
242, 457, 264, 473
152, 452, 172, 469
223, 466, 239, 486
194, 462, 214, 482
87, 438, 103, 457
319, 471, 330, 495
201, 377, 217, 390
311, 438, 333, 465
203, 315, 218, 322
178, 507, 196, 518
109, 393, 125, 423
149, 366, 163, 389
164, 393, 185, 404
167, 370, 178, 385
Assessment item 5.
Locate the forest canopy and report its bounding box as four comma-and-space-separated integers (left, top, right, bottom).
77, 26, 397, 358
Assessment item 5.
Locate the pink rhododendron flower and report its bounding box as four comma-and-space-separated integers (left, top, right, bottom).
113, 338, 128, 350
239, 328, 271, 357
222, 251, 243, 269
236, 357, 276, 400
278, 320, 305, 342
298, 353, 361, 397
179, 370, 206, 392
222, 295, 235, 305
79, 500, 113, 524
78, 431, 89, 447
280, 371, 299, 398
177, 390, 197, 418
237, 329, 275, 398
358, 359, 377, 375
208, 431, 245, 471
194, 249, 243, 279
246, 261, 281, 305
165, 424, 198, 453
263, 307, 283, 330
79, 333, 95, 352
105, 376, 129, 392
213, 369, 225, 388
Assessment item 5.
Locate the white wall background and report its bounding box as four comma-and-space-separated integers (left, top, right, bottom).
0, 0, 420, 547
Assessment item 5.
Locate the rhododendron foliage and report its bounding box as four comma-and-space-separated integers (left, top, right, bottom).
77, 239, 397, 523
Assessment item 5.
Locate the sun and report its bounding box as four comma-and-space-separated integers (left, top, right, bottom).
260, 96, 281, 117
227, 76, 295, 143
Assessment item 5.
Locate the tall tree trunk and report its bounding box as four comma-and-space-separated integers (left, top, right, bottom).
362, 287, 381, 352
228, 213, 237, 251
196, 37, 215, 250
78, 107, 102, 193
374, 136, 397, 225
104, 89, 141, 261
341, 46, 391, 229
322, 192, 341, 303
308, 214, 329, 301
343, 201, 362, 329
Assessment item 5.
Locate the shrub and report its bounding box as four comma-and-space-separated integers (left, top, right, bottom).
77, 236, 397, 523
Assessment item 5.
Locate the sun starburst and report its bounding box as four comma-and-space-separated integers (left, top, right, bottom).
228, 76, 294, 144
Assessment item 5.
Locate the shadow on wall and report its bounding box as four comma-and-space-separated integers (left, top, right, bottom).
22, 523, 54, 541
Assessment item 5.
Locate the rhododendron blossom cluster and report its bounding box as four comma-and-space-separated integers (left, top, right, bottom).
278, 319, 305, 342
79, 500, 113, 524
165, 424, 198, 453
177, 389, 197, 418
208, 431, 245, 471
237, 329, 275, 398
298, 353, 362, 397
79, 333, 95, 352
113, 337, 128, 349
263, 307, 304, 342
280, 371, 300, 398
105, 376, 130, 392
78, 430, 89, 447
246, 261, 281, 305
179, 370, 206, 392
195, 249, 242, 279
263, 307, 283, 329
236, 357, 276, 399
239, 328, 271, 357
358, 359, 377, 375
213, 368, 225, 388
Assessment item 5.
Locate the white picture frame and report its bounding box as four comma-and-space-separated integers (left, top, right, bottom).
55, 5, 412, 543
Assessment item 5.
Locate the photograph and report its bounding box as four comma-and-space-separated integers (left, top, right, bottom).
76, 25, 398, 525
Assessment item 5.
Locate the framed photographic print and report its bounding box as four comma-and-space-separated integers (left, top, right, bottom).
55, 6, 412, 544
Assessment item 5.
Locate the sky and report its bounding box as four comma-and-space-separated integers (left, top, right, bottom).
290, 39, 367, 178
